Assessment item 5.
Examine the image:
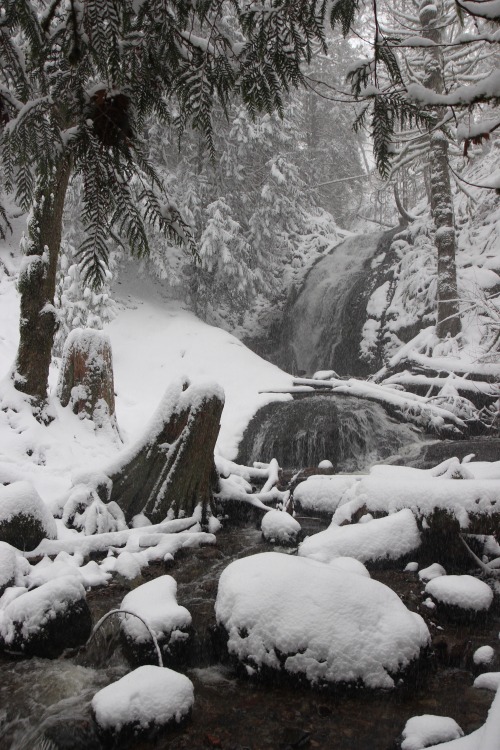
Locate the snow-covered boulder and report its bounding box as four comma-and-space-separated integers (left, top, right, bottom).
401, 714, 464, 750
0, 542, 17, 596
419, 563, 447, 582
215, 552, 430, 689
120, 576, 192, 667
425, 575, 493, 621
261, 510, 301, 546
92, 665, 193, 743
293, 474, 355, 515
473, 646, 495, 668
0, 576, 92, 657
0, 482, 57, 551
298, 509, 421, 566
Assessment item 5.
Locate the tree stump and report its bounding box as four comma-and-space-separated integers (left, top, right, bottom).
57, 328, 117, 428
108, 379, 224, 525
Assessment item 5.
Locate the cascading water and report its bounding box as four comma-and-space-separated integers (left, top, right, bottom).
275, 230, 403, 378
236, 394, 425, 471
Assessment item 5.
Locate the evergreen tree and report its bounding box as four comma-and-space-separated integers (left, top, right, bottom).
0, 0, 337, 415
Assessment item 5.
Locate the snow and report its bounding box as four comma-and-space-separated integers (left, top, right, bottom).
425, 576, 493, 612
298, 509, 421, 565
120, 576, 191, 644
419, 563, 447, 582
430, 687, 500, 749
0, 542, 17, 591
0, 575, 86, 646
474, 673, 500, 691
91, 665, 194, 731
261, 510, 301, 544
0, 481, 57, 540
473, 646, 495, 666
215, 552, 430, 689
401, 715, 464, 750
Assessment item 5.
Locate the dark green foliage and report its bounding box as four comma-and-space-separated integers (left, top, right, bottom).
1, 0, 336, 286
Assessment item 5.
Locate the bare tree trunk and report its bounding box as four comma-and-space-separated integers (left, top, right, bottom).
13, 160, 71, 413
420, 0, 461, 339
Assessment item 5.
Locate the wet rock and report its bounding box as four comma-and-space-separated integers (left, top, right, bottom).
0, 481, 56, 552
41, 717, 103, 749
0, 576, 92, 658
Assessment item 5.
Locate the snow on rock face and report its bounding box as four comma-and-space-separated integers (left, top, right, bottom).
298, 509, 421, 565
215, 552, 430, 689
0, 481, 57, 551
401, 714, 464, 750
120, 576, 192, 666
261, 510, 301, 545
91, 665, 194, 738
419, 563, 447, 582
0, 542, 17, 596
425, 576, 493, 613
0, 575, 92, 657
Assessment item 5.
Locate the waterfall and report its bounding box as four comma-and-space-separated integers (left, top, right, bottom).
236, 395, 425, 472
286, 231, 387, 377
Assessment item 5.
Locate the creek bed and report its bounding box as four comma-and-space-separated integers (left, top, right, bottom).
1, 522, 499, 750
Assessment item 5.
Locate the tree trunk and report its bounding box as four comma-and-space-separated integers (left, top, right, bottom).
13, 160, 71, 413
109, 379, 224, 526
419, 0, 461, 339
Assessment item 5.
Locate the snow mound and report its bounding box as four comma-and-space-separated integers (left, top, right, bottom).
473, 646, 495, 666
419, 563, 447, 582
120, 576, 191, 644
328, 556, 370, 578
474, 673, 500, 691
215, 552, 430, 689
0, 481, 57, 550
91, 665, 194, 733
298, 509, 421, 565
261, 510, 301, 545
401, 714, 464, 750
425, 576, 493, 612
293, 474, 356, 515
0, 541, 17, 595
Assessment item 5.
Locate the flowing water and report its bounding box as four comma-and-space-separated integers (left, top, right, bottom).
1, 442, 499, 749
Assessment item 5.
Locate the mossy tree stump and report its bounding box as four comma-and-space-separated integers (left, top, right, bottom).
57, 328, 116, 428
108, 379, 224, 526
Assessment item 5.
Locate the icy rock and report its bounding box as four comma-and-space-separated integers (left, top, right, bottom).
0, 481, 57, 551
261, 510, 301, 546
215, 552, 430, 689
425, 576, 493, 620
401, 714, 464, 750
0, 575, 92, 657
419, 563, 446, 582
120, 576, 192, 667
91, 665, 194, 743
298, 508, 421, 565
0, 542, 17, 596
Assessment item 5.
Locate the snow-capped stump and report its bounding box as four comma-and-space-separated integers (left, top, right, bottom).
0, 541, 17, 596
120, 576, 192, 667
0, 481, 57, 551
401, 714, 464, 750
298, 508, 421, 566
215, 552, 430, 689
91, 665, 194, 744
425, 575, 493, 622
261, 509, 301, 546
0, 575, 92, 657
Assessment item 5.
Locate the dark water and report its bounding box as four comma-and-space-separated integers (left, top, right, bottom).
1, 523, 498, 750
236, 395, 426, 471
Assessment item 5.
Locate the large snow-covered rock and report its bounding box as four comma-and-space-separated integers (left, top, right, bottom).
0, 575, 92, 657
120, 576, 192, 666
401, 714, 464, 750
261, 510, 301, 546
215, 552, 430, 689
0, 481, 57, 551
425, 575, 493, 619
91, 665, 194, 742
298, 509, 421, 565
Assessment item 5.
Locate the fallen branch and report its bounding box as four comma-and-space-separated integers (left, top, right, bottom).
459, 535, 500, 578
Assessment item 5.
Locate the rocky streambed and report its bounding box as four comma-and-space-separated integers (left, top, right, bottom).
1, 519, 499, 750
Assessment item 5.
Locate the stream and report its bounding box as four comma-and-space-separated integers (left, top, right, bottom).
1, 507, 499, 750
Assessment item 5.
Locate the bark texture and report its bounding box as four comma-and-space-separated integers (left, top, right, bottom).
57, 328, 116, 424
109, 380, 224, 525
14, 160, 71, 411
420, 0, 461, 339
